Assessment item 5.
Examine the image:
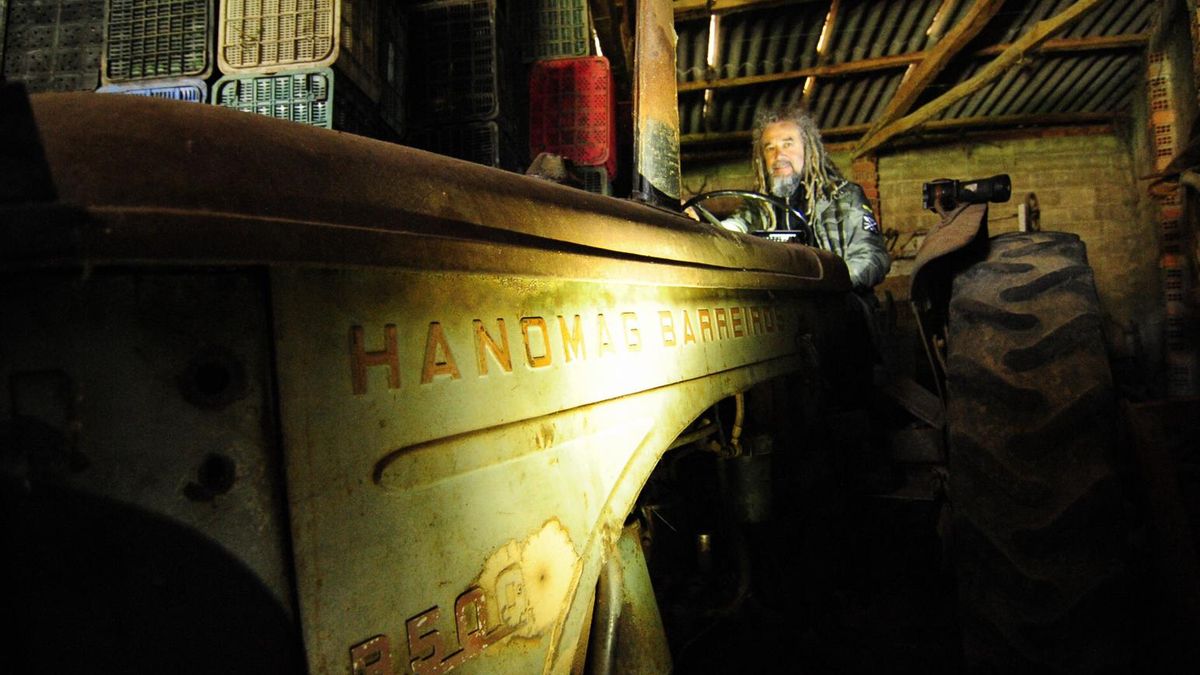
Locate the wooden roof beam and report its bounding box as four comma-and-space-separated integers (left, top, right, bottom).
804, 0, 841, 103
852, 0, 1111, 158
678, 51, 920, 92
855, 0, 1005, 156
590, 0, 634, 99
974, 31, 1149, 56
676, 32, 1148, 93
673, 0, 821, 22
681, 111, 1119, 147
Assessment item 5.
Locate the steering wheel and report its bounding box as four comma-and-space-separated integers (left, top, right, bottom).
682, 189, 813, 245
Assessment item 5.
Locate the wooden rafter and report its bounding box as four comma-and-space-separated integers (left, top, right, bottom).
683, 119, 1117, 162
590, 0, 634, 99
672, 0, 817, 21
856, 0, 1005, 154
676, 32, 1149, 93
804, 0, 841, 103
816, 0, 841, 67
681, 110, 1120, 146
852, 0, 1111, 157
679, 52, 918, 92
974, 32, 1149, 56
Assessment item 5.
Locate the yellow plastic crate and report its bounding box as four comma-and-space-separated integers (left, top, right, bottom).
217, 0, 379, 100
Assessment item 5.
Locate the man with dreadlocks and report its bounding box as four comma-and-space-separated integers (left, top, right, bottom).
721, 103, 891, 290
722, 103, 898, 492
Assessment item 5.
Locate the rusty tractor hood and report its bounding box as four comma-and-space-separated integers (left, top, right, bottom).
4, 92, 850, 292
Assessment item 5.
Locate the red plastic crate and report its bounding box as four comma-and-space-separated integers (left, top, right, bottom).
529, 56, 615, 178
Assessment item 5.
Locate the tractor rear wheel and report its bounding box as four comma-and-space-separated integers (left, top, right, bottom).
945, 231, 1129, 673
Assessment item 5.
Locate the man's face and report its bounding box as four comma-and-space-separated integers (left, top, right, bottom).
761, 121, 805, 179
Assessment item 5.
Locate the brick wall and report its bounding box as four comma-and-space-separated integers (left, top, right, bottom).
680, 158, 754, 196
877, 133, 1158, 334
850, 155, 881, 217
1130, 61, 1170, 383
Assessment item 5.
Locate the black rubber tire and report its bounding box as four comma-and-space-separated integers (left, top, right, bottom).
945, 232, 1128, 673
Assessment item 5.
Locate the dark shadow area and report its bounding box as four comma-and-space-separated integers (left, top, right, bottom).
2, 481, 305, 674
668, 492, 963, 675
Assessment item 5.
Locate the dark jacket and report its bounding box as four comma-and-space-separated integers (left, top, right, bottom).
721, 180, 891, 289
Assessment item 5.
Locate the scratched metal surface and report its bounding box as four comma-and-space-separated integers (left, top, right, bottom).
613, 521, 672, 673
634, 0, 681, 199
5, 90, 850, 673
13, 92, 847, 292
1, 269, 300, 668
272, 264, 835, 672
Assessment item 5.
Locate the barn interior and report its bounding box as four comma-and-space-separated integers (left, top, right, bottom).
3, 0, 1199, 673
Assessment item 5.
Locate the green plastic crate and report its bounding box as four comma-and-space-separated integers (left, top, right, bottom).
213, 67, 397, 139
521, 0, 589, 62
102, 0, 213, 83
213, 68, 334, 129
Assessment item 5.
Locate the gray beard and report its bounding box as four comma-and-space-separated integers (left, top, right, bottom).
769, 173, 800, 199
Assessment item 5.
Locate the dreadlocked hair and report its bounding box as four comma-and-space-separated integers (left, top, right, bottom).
751, 102, 845, 217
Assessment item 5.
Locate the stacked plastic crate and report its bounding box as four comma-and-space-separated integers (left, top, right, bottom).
212, 0, 403, 138
406, 0, 523, 170
97, 0, 212, 102
524, 0, 614, 194
1148, 51, 1197, 397
3, 0, 107, 92
376, 0, 405, 139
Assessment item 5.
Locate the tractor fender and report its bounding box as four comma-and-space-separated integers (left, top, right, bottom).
908, 202, 989, 306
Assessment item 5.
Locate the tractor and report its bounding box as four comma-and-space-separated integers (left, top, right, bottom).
1, 73, 1126, 675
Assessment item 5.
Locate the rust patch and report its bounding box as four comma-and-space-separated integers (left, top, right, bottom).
404, 587, 514, 675
476, 519, 579, 641
536, 422, 555, 450
349, 635, 393, 675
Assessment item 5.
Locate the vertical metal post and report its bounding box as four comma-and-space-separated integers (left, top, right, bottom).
632, 0, 681, 208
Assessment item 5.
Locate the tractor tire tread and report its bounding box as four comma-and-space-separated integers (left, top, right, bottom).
946, 232, 1127, 673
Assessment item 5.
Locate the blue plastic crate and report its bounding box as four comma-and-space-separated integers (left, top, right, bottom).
97, 78, 207, 102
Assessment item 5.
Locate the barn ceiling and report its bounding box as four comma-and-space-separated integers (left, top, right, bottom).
669, 0, 1156, 159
